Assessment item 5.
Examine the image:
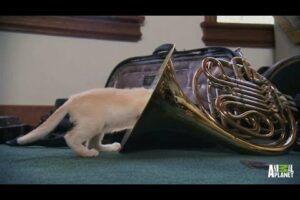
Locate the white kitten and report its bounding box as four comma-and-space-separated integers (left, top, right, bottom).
15, 88, 152, 157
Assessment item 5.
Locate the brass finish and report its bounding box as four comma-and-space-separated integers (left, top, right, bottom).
120, 45, 298, 155
192, 56, 297, 154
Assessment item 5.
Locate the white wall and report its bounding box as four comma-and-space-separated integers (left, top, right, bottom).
0, 16, 274, 105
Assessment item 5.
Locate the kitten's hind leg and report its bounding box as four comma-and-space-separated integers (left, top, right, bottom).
64, 126, 99, 157
89, 134, 121, 152
88, 134, 102, 150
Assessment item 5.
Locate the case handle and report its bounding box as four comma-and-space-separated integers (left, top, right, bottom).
153, 43, 177, 55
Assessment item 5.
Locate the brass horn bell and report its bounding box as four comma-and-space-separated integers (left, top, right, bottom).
120, 45, 298, 155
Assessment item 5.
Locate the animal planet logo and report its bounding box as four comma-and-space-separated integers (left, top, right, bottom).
268, 164, 294, 178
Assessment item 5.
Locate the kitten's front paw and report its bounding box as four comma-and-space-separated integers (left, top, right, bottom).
88, 148, 99, 157
99, 142, 122, 152
111, 142, 121, 151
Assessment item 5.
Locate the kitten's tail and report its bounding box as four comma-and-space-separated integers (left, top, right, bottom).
16, 102, 70, 145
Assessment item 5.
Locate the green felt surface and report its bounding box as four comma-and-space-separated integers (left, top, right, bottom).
0, 145, 299, 184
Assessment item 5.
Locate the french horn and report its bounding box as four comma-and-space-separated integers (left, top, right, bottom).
119, 45, 298, 155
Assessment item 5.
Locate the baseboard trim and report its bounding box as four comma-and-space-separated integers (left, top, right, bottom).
0, 105, 54, 126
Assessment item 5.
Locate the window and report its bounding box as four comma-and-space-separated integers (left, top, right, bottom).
217, 16, 274, 25
0, 16, 145, 41
201, 16, 274, 48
